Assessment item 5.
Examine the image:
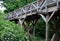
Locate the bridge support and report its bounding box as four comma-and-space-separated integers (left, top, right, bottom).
24, 22, 32, 41
18, 18, 25, 28
32, 20, 38, 41
39, 14, 49, 41
23, 14, 40, 41
46, 14, 49, 41
45, 10, 60, 41
39, 10, 58, 41
51, 19, 60, 41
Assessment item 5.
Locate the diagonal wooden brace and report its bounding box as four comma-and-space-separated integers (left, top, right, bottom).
48, 10, 56, 22
39, 14, 46, 22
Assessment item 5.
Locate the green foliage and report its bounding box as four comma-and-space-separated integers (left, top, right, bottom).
3, 0, 26, 12
35, 37, 45, 41
35, 18, 45, 38
0, 12, 26, 41
3, 0, 36, 12
26, 0, 36, 3
35, 18, 54, 38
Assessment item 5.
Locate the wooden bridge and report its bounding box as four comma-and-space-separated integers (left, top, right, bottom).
5, 0, 60, 41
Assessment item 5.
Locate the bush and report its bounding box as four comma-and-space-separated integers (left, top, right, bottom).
0, 12, 26, 41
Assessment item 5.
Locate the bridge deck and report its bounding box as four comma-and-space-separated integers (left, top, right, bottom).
5, 0, 60, 20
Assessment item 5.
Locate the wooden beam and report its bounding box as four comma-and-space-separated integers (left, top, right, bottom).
46, 14, 49, 41
18, 18, 25, 28
32, 20, 36, 41
48, 10, 56, 22
33, 26, 35, 41
56, 0, 59, 9
39, 14, 46, 22
18, 19, 23, 28
45, 0, 49, 40
51, 33, 56, 41
51, 33, 59, 41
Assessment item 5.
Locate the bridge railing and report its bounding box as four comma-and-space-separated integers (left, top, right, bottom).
6, 0, 44, 19
5, 0, 60, 20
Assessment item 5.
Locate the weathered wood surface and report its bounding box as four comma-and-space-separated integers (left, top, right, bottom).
5, 0, 60, 20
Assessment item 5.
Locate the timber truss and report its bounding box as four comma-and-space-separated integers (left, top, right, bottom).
5, 0, 60, 41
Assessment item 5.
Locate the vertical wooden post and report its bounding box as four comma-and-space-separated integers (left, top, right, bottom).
18, 19, 23, 28
32, 20, 37, 41
46, 14, 49, 41
32, 22, 35, 41
25, 22, 30, 41
56, 0, 59, 9
45, 0, 49, 40
26, 28, 29, 41
37, 0, 38, 11
33, 27, 35, 41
